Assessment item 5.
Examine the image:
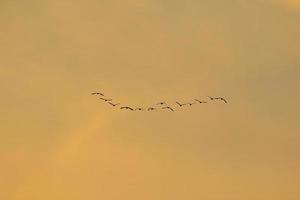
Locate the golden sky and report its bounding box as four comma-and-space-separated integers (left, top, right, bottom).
1, 0, 300, 199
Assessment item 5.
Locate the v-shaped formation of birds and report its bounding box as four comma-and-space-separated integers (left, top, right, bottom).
91, 92, 228, 112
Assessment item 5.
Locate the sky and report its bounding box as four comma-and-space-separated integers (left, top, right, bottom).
1, 0, 300, 199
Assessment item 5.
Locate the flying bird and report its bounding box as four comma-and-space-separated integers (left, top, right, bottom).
108, 102, 120, 107
91, 92, 104, 96
162, 106, 174, 111
176, 102, 186, 107
207, 96, 215, 101
147, 107, 156, 111
194, 99, 208, 104
216, 97, 228, 104
187, 102, 196, 106
120, 106, 134, 111
135, 107, 144, 111
99, 97, 112, 102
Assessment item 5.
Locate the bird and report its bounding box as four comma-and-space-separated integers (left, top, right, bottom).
91, 92, 104, 96
135, 107, 143, 111
187, 102, 196, 106
162, 106, 174, 111
176, 101, 186, 107
108, 102, 120, 107
156, 102, 166, 105
120, 106, 134, 111
99, 97, 112, 102
207, 96, 215, 101
215, 97, 228, 104
147, 107, 156, 111
194, 99, 208, 104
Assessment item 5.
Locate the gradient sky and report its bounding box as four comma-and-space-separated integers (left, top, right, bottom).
1, 0, 300, 199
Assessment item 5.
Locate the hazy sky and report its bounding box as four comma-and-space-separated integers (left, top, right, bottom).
1, 0, 300, 199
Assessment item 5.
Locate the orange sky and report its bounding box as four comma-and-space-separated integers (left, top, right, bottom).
1, 0, 300, 200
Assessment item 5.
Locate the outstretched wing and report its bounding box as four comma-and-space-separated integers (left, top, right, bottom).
222, 98, 228, 103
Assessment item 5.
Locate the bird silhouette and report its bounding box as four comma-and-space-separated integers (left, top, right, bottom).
215, 97, 228, 104
120, 106, 134, 111
176, 101, 186, 107
207, 96, 215, 101
108, 102, 120, 107
187, 102, 196, 106
156, 102, 166, 105
162, 106, 174, 111
99, 97, 112, 102
92, 92, 104, 96
135, 107, 144, 111
147, 107, 156, 111
194, 99, 208, 104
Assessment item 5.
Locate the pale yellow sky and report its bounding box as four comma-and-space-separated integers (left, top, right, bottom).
1, 0, 300, 200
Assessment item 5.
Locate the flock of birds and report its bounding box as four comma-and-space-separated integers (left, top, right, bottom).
91, 92, 228, 112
